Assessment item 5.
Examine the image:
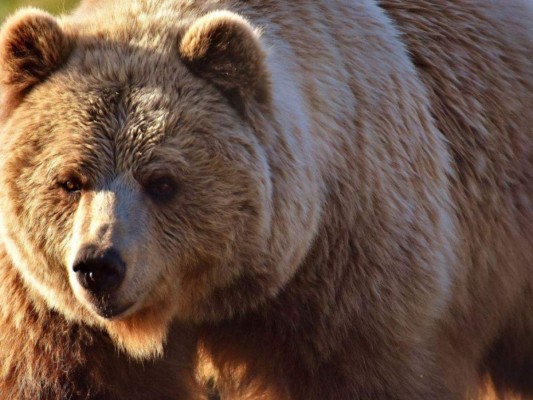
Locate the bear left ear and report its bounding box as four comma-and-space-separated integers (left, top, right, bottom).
0, 8, 73, 115
179, 11, 271, 114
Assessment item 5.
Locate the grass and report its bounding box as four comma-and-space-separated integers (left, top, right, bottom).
0, 0, 78, 21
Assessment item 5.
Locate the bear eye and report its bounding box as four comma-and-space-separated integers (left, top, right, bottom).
60, 177, 83, 194
145, 176, 178, 202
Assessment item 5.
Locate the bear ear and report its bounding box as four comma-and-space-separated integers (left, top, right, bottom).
179, 11, 271, 115
0, 8, 73, 114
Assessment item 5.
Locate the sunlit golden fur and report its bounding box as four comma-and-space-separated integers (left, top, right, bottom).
0, 0, 531, 399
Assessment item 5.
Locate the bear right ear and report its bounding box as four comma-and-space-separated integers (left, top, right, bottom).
0, 9, 73, 115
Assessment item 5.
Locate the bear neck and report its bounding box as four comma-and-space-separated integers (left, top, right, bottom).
199, 169, 452, 398
198, 191, 363, 393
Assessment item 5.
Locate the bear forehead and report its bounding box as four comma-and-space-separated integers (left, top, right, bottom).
3, 1, 260, 180
14, 42, 232, 175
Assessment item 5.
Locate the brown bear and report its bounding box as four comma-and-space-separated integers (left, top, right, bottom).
0, 0, 532, 399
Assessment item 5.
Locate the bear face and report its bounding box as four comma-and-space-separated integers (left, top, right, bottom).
0, 7, 318, 359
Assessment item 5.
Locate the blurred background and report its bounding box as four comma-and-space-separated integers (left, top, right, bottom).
1, 0, 78, 21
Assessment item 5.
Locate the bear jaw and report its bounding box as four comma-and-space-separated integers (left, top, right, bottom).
103, 301, 178, 360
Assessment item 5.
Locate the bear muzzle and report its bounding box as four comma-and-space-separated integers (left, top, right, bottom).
72, 247, 131, 318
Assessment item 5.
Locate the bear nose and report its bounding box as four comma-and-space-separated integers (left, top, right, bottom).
73, 248, 126, 295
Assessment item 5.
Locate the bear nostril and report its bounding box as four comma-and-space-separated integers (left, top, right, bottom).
73, 249, 126, 295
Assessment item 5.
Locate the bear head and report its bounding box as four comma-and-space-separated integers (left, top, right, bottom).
0, 6, 320, 359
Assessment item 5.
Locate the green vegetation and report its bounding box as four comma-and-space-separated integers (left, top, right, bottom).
1, 0, 78, 21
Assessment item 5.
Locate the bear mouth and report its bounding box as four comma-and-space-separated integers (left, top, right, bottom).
92, 299, 134, 320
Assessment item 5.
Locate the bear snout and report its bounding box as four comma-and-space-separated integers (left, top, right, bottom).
73, 247, 126, 297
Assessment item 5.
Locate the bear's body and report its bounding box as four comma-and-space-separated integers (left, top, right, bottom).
0, 0, 531, 399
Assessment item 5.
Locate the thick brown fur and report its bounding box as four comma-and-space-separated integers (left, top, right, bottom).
0, 0, 531, 399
